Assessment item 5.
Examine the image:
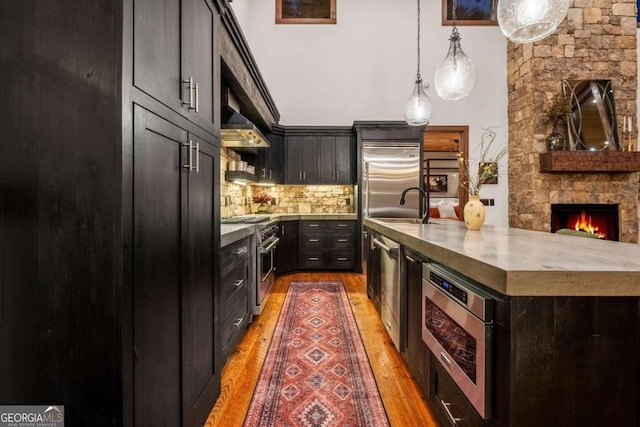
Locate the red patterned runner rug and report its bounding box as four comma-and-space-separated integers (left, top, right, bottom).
243, 281, 390, 427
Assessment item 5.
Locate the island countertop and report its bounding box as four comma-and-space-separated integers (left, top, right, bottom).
364, 218, 640, 296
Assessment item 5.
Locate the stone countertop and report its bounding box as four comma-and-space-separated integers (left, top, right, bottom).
364, 218, 640, 297
221, 224, 256, 247
229, 213, 358, 221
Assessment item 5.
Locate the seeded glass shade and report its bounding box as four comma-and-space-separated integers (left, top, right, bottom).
498, 0, 571, 43
404, 81, 432, 126
434, 36, 477, 101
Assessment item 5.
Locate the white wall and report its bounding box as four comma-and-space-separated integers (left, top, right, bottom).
231, 0, 510, 227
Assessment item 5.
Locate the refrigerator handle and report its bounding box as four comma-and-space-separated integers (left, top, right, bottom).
364, 162, 370, 218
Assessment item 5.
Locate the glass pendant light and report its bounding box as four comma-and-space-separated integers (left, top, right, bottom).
434, 0, 477, 101
404, 0, 432, 126
498, 0, 571, 43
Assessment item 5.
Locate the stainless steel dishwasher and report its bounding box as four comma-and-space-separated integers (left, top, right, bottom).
373, 234, 401, 351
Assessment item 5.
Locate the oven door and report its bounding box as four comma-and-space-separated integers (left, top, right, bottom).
422, 278, 491, 419
257, 237, 279, 306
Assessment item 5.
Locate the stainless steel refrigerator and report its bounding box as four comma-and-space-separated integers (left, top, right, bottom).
362, 142, 421, 220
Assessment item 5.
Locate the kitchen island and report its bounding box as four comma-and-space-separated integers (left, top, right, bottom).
364, 218, 640, 427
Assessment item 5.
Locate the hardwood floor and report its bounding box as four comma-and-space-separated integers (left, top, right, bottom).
204, 271, 440, 427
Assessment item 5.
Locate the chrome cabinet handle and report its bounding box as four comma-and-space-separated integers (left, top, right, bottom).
269, 170, 272, 179
309, 257, 319, 261
303, 171, 306, 180
194, 82, 199, 113
440, 352, 452, 369
405, 255, 416, 263
336, 171, 339, 180
309, 224, 319, 228
337, 224, 347, 227
234, 279, 244, 288
299, 171, 302, 180
262, 168, 266, 178
281, 225, 285, 236
441, 400, 462, 424
337, 257, 347, 261
182, 141, 193, 169
182, 77, 195, 110
233, 317, 244, 327
337, 239, 348, 242
309, 239, 319, 242
195, 142, 199, 173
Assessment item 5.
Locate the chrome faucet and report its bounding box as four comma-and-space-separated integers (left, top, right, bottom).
399, 186, 429, 224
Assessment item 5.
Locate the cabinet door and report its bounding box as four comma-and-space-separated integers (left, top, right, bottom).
276, 221, 299, 273
318, 136, 336, 183
182, 135, 219, 426
259, 132, 284, 184
133, 0, 181, 112
182, 0, 216, 135
285, 136, 303, 184
301, 135, 319, 183
132, 106, 185, 427
404, 249, 429, 392
334, 135, 353, 184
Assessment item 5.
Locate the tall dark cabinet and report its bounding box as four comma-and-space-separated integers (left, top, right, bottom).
1, 1, 222, 426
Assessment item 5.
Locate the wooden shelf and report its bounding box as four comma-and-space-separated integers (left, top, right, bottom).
539, 151, 640, 173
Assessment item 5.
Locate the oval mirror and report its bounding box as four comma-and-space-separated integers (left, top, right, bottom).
562, 79, 619, 151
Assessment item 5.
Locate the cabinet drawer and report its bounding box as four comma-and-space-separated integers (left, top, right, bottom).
221, 239, 250, 277
328, 220, 355, 230
328, 250, 355, 268
299, 250, 325, 268
431, 355, 484, 427
300, 221, 327, 231
328, 232, 355, 249
220, 296, 249, 357
220, 260, 248, 306
300, 232, 326, 248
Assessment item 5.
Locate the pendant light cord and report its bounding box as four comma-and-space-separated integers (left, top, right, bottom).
415, 0, 422, 83
451, 0, 460, 42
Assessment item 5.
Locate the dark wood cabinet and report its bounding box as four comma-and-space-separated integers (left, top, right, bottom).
285, 135, 319, 184
0, 1, 223, 425
299, 220, 356, 269
276, 221, 300, 274
132, 106, 220, 427
255, 130, 284, 184
365, 228, 382, 312
133, 0, 218, 136
318, 135, 354, 184
284, 127, 355, 185
402, 248, 429, 392
219, 238, 250, 365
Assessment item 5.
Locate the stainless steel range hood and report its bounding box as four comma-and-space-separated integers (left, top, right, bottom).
221, 105, 270, 153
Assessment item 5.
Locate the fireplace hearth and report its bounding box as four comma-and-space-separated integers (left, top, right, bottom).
551, 204, 619, 241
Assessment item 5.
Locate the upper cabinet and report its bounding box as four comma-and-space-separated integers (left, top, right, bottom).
284, 127, 355, 185
133, 0, 219, 137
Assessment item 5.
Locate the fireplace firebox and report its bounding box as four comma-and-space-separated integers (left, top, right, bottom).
551, 204, 619, 241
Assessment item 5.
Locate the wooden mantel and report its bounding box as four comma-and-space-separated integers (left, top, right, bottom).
539, 151, 640, 173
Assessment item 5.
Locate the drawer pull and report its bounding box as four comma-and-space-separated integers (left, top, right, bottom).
233, 247, 247, 256
309, 257, 320, 261
233, 317, 244, 327
440, 400, 462, 424
337, 239, 348, 242
440, 352, 452, 369
309, 224, 319, 227
234, 279, 244, 288
337, 257, 348, 261
337, 224, 348, 227
309, 239, 320, 242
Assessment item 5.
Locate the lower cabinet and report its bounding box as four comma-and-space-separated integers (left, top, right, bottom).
299, 220, 356, 269
431, 353, 484, 427
219, 237, 250, 365
276, 220, 299, 274
365, 228, 381, 313
402, 248, 429, 392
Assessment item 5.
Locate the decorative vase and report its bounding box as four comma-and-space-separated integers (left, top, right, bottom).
546, 127, 565, 151
463, 195, 486, 231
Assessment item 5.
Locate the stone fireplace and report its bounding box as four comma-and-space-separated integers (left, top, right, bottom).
507, 1, 639, 243
551, 203, 619, 240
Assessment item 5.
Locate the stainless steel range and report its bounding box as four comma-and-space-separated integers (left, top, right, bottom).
253, 218, 279, 315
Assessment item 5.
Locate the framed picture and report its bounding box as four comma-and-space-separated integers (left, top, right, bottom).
637, 0, 640, 27
276, 0, 336, 24
428, 175, 449, 193
442, 0, 497, 26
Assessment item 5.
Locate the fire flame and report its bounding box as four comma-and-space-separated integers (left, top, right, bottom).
573, 211, 606, 239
